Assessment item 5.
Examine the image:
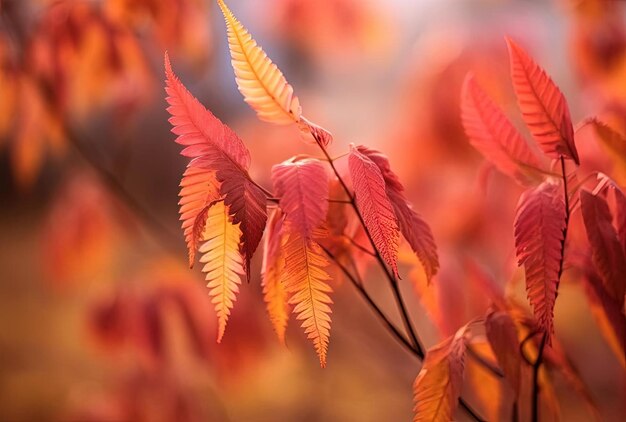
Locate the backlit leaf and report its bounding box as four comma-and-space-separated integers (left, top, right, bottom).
198, 200, 245, 343
413, 326, 468, 422
348, 145, 400, 278
506, 38, 579, 164
282, 228, 332, 367
514, 181, 567, 343
461, 74, 544, 185
272, 158, 329, 239
217, 0, 302, 125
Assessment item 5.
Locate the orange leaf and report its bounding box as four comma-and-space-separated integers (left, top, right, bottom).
261, 209, 290, 344
198, 200, 245, 343
506, 38, 579, 164
178, 165, 220, 267
282, 228, 333, 367
217, 0, 302, 125
413, 326, 468, 422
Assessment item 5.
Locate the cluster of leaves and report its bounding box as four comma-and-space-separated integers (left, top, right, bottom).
163, 1, 626, 419
165, 0, 438, 373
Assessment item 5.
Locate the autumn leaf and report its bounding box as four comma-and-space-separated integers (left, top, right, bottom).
357, 146, 439, 281
348, 145, 400, 278
583, 268, 626, 368
413, 326, 468, 422
272, 158, 329, 239
461, 74, 544, 185
198, 200, 245, 343
514, 181, 567, 343
589, 118, 626, 169
216, 0, 302, 125
506, 37, 579, 164
580, 190, 626, 308
485, 308, 522, 395
178, 165, 220, 267
282, 228, 333, 367
261, 209, 290, 344
165, 53, 267, 274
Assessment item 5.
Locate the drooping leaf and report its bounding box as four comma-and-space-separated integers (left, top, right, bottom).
611, 187, 626, 253
198, 200, 245, 343
165, 52, 250, 168
165, 54, 267, 272
217, 162, 268, 275
272, 158, 329, 239
583, 268, 626, 368
357, 146, 439, 281
485, 308, 522, 395
282, 228, 332, 367
413, 326, 468, 422
514, 181, 567, 342
580, 190, 626, 308
178, 165, 220, 267
261, 209, 290, 344
299, 117, 333, 147
217, 0, 302, 125
348, 145, 400, 277
461, 74, 544, 184
506, 38, 579, 164
589, 118, 626, 169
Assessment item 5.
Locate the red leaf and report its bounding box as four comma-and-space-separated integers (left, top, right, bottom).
299, 117, 333, 147
357, 146, 439, 281
583, 268, 626, 368
580, 191, 626, 308
514, 181, 567, 342
461, 74, 544, 185
164, 53, 250, 169
611, 186, 626, 256
165, 54, 267, 273
348, 145, 400, 277
178, 165, 220, 267
506, 38, 579, 164
272, 158, 329, 239
485, 309, 522, 395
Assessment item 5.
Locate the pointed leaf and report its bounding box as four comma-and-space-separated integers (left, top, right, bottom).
485, 309, 522, 395
580, 190, 626, 308
583, 268, 626, 368
178, 165, 220, 267
461, 74, 544, 184
590, 118, 626, 169
357, 146, 439, 281
348, 145, 400, 277
514, 181, 567, 343
165, 52, 250, 169
282, 227, 332, 367
413, 326, 468, 422
198, 200, 245, 343
506, 38, 579, 164
272, 158, 329, 240
217, 0, 302, 125
261, 209, 290, 344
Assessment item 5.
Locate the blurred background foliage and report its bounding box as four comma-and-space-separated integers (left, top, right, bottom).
0, 0, 625, 420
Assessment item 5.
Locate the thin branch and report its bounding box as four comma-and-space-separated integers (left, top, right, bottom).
342, 235, 376, 257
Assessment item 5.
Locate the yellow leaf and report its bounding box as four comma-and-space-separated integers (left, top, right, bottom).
217, 0, 302, 125
262, 209, 290, 344
282, 227, 332, 367
198, 200, 245, 343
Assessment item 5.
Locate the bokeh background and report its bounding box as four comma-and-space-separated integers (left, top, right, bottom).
1, 0, 625, 420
